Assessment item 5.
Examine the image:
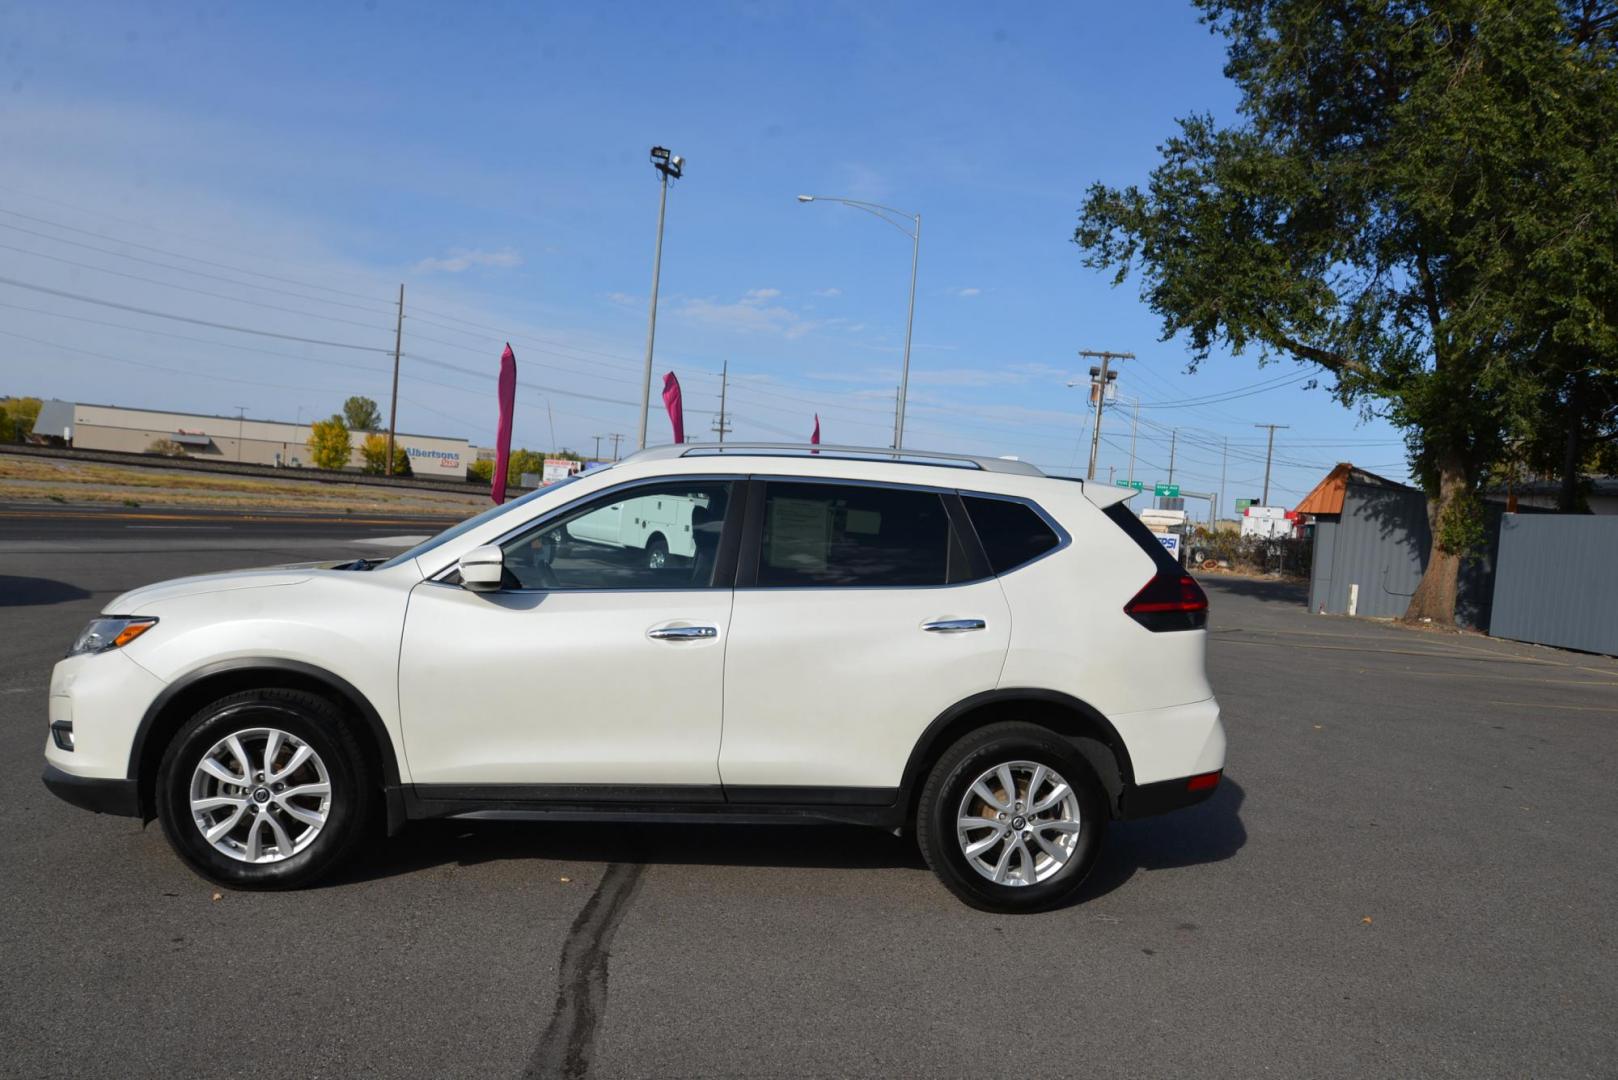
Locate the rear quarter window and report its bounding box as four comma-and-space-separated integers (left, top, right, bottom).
961, 495, 1061, 574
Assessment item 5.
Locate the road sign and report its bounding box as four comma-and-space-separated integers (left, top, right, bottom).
1236, 497, 1257, 511
1115, 479, 1145, 491
1154, 483, 1180, 498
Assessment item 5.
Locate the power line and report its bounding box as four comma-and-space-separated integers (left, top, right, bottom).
0, 216, 396, 315
0, 276, 395, 352
0, 242, 397, 334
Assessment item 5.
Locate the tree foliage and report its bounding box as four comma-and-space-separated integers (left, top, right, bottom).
306, 415, 352, 470
342, 395, 382, 432
359, 433, 411, 475
1074, 0, 1618, 623
0, 396, 42, 442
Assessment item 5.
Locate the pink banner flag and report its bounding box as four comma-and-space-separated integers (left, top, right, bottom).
662, 371, 685, 443
492, 343, 516, 504
810, 413, 820, 452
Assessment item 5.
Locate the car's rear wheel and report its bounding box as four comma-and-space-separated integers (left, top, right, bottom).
916, 722, 1107, 912
155, 689, 375, 889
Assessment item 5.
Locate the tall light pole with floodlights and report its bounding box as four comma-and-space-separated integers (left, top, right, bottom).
638, 146, 684, 449
797, 194, 920, 450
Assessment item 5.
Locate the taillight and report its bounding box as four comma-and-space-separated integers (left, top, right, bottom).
1125, 573, 1208, 631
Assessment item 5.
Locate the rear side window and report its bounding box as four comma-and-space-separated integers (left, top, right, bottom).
961, 496, 1061, 574
756, 481, 970, 587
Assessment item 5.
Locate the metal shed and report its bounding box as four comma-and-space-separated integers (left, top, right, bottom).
1296, 464, 1516, 628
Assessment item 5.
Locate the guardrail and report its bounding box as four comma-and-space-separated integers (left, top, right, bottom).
0, 442, 535, 496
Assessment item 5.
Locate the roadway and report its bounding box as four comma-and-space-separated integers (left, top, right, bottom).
1, 523, 1615, 1078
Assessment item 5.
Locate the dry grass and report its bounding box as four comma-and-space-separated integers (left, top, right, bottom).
0, 456, 488, 516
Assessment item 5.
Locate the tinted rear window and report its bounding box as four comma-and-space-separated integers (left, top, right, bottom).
962, 496, 1061, 574
756, 481, 970, 587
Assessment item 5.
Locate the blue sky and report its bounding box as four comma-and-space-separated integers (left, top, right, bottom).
0, 0, 1410, 512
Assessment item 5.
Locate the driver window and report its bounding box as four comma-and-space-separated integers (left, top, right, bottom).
498, 480, 734, 590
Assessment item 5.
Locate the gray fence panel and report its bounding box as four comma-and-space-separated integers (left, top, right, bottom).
1490, 515, 1618, 656
1332, 482, 1430, 618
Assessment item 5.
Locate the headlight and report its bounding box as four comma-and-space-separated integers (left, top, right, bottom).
67, 616, 158, 657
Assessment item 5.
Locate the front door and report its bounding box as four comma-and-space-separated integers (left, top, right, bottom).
398, 478, 739, 789
720, 479, 1012, 797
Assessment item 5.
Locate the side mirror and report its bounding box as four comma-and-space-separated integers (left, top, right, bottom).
458, 544, 505, 591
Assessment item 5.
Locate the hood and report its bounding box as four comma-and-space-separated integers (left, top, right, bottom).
106, 568, 313, 613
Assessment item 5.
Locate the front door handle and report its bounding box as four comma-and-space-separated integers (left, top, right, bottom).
923, 618, 987, 633
648, 625, 718, 640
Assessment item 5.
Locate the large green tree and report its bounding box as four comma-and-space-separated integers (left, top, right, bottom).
1074, 0, 1618, 623
342, 395, 383, 432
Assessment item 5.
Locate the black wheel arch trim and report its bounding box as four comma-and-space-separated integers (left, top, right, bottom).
898, 688, 1137, 814
128, 657, 405, 832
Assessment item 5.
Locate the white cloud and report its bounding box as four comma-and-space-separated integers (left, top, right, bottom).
814, 287, 842, 298
678, 295, 814, 338
413, 247, 522, 274
950, 286, 982, 298
605, 291, 639, 306
743, 287, 782, 303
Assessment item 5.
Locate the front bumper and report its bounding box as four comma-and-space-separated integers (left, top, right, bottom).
42, 762, 140, 817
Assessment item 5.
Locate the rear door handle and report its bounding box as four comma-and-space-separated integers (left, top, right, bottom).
922, 618, 987, 633
648, 625, 718, 640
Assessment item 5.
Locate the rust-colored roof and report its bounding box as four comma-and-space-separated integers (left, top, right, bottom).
1293, 463, 1352, 516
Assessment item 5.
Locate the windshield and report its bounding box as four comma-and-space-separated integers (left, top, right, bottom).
377, 478, 579, 571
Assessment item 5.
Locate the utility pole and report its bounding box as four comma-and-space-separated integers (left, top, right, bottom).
386, 283, 404, 476
1219, 437, 1228, 522
1107, 464, 1114, 485
591, 434, 604, 463
1168, 428, 1177, 485
234, 406, 247, 462
638, 147, 684, 449
1128, 398, 1139, 484
1078, 349, 1133, 481
1254, 423, 1291, 505
608, 433, 625, 461
711, 360, 733, 442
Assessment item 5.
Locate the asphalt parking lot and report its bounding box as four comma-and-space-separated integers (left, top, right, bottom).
2, 508, 1615, 1079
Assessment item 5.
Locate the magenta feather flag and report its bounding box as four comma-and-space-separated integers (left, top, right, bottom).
492, 343, 516, 504
662, 371, 685, 443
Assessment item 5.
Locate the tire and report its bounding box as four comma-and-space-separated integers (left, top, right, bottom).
155, 688, 376, 890
645, 534, 669, 569
916, 722, 1107, 913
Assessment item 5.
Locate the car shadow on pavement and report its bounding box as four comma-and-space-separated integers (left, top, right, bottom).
328, 779, 1246, 903
332, 817, 929, 886
0, 575, 92, 607
1075, 777, 1247, 905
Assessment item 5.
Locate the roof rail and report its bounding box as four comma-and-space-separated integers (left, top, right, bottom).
620, 441, 1046, 477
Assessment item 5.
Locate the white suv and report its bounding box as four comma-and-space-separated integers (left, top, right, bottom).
43, 444, 1224, 912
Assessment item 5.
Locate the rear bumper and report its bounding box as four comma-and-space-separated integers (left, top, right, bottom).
1118, 770, 1222, 820
41, 763, 140, 817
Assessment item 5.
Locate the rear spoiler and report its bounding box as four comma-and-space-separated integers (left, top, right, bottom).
1080, 482, 1137, 510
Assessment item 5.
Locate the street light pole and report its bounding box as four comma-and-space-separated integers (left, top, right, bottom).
638, 147, 684, 449
798, 194, 920, 449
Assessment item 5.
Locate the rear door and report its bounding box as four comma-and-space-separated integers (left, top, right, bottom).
719, 478, 1011, 799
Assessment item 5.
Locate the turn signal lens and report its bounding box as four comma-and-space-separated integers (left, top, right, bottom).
1186, 771, 1221, 792
1124, 574, 1209, 631
113, 621, 156, 647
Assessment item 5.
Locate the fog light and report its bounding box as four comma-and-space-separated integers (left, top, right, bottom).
50, 720, 74, 751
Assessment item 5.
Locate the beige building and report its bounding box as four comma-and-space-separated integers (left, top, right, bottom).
40, 401, 472, 480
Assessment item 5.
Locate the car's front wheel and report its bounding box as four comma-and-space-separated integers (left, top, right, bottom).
916, 722, 1107, 912
155, 688, 375, 889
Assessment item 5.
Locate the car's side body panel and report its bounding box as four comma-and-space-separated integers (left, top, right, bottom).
719, 576, 1013, 789
397, 581, 733, 785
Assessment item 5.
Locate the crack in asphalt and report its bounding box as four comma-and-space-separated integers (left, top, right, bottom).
524, 861, 646, 1080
